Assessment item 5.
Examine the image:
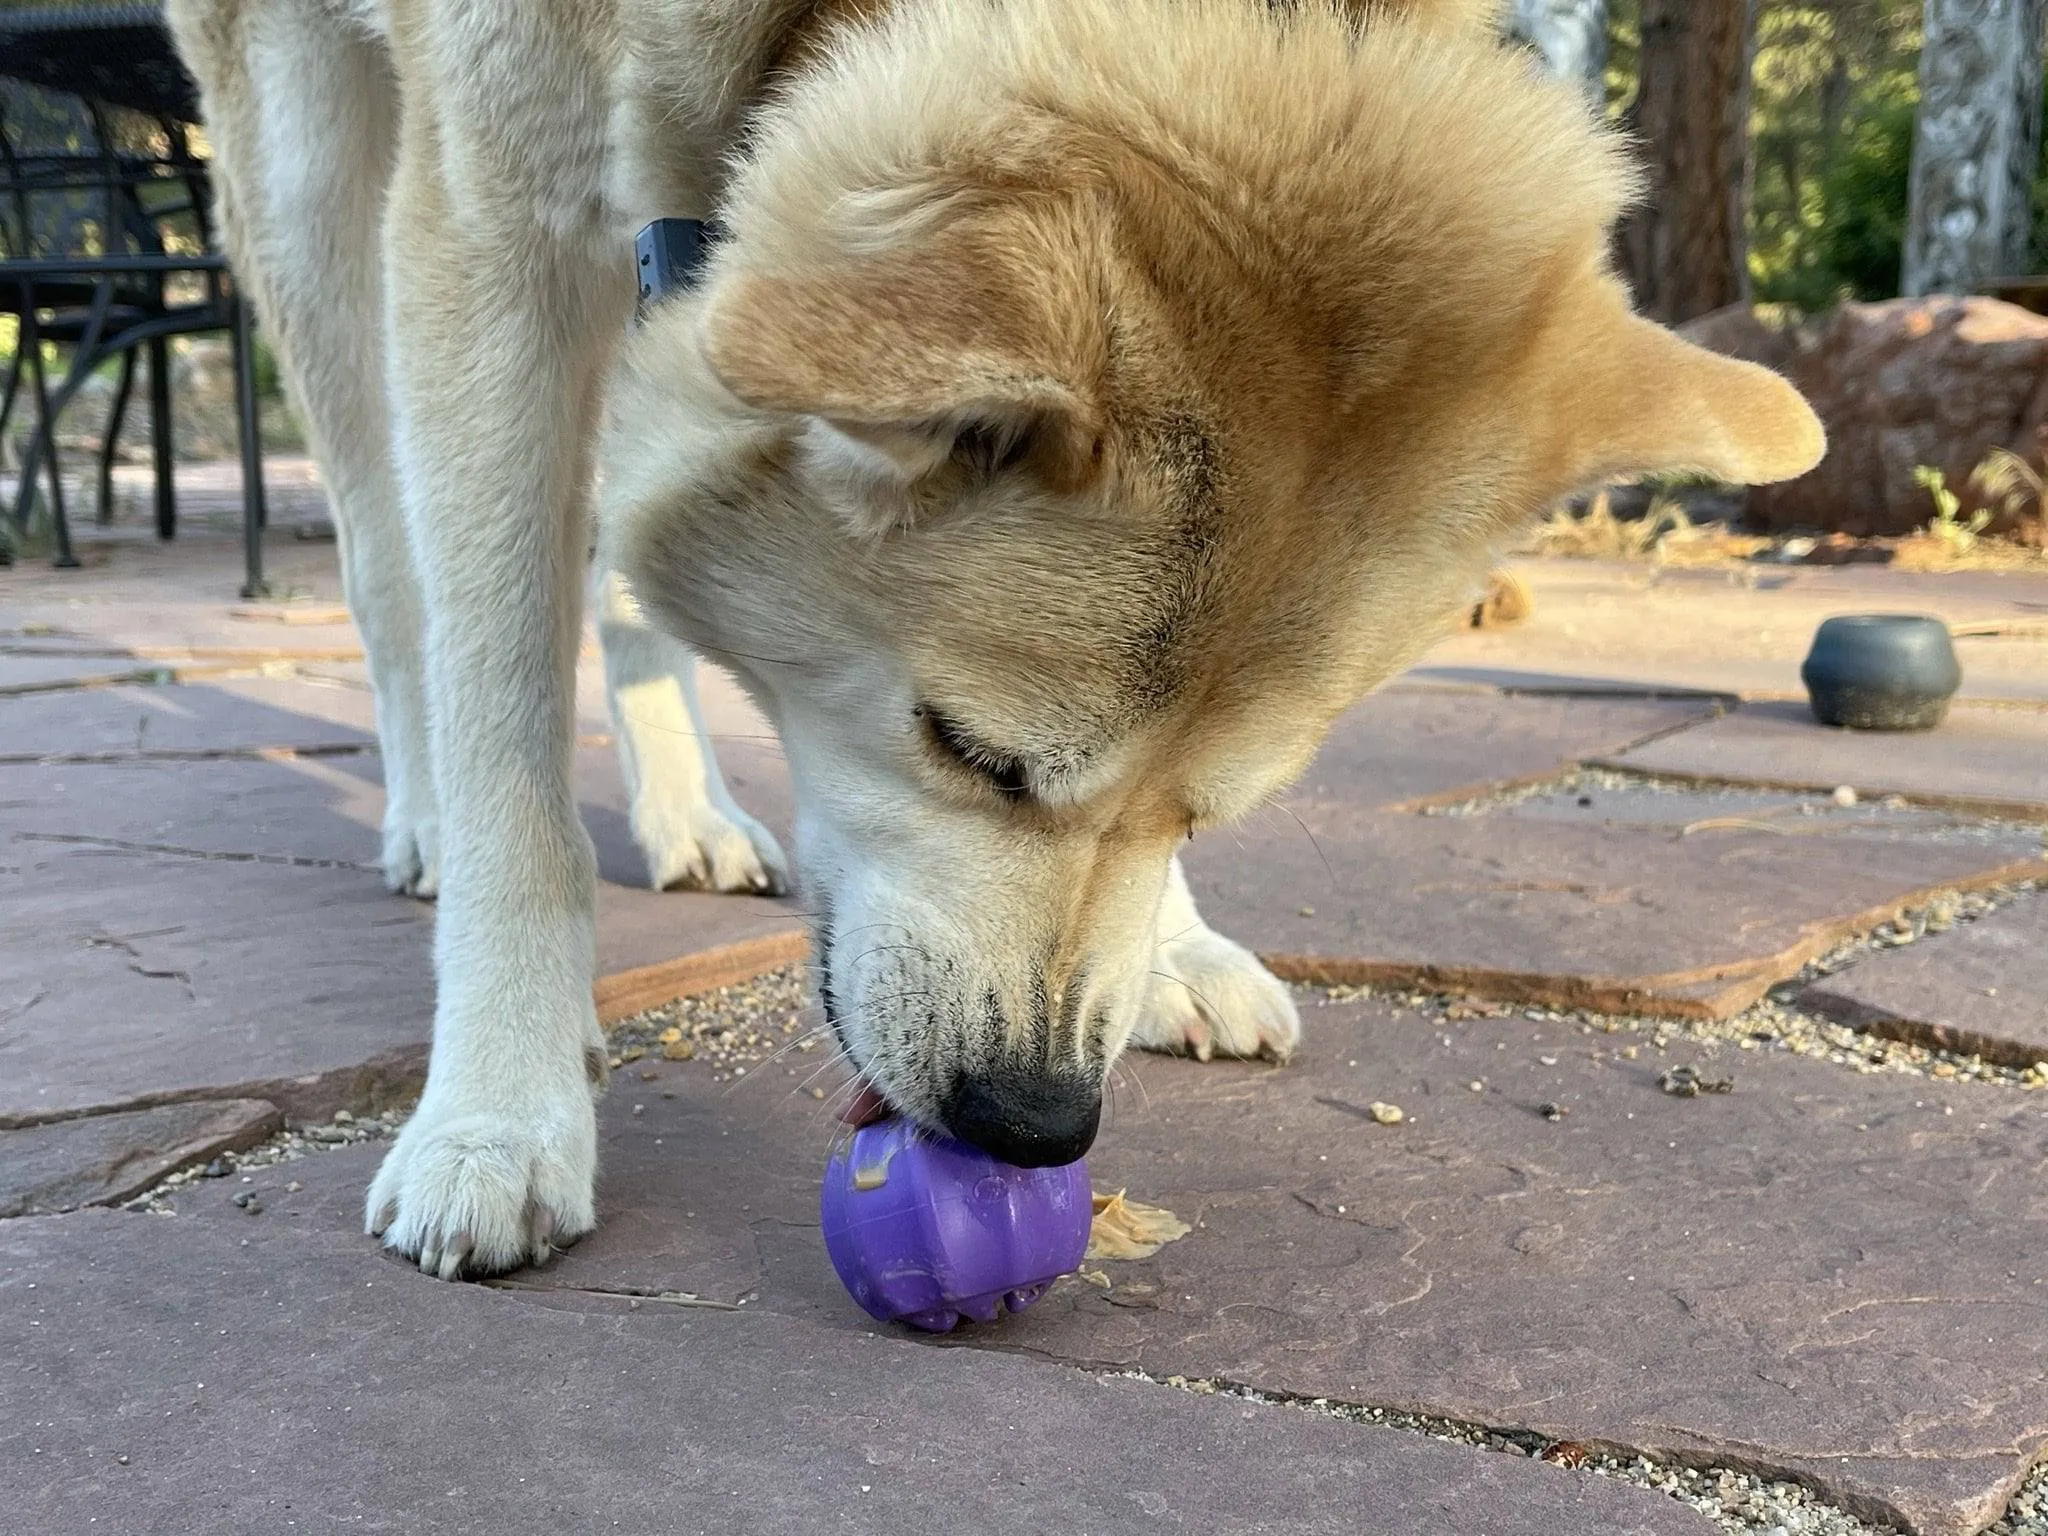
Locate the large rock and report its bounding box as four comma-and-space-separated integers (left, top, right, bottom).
1682, 297, 2048, 537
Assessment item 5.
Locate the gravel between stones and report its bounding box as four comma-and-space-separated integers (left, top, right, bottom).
123, 1107, 401, 1214
1421, 766, 2048, 842
1121, 1372, 2048, 1536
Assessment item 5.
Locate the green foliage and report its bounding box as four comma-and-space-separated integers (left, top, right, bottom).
1601, 0, 2048, 314
1912, 464, 1992, 553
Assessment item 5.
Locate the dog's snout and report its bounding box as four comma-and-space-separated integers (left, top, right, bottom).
942, 1065, 1101, 1168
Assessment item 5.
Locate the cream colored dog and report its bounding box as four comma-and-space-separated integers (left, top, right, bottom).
168, 0, 1822, 1279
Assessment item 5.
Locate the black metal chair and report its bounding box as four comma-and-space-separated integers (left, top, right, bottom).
0, 7, 268, 595
0, 81, 194, 540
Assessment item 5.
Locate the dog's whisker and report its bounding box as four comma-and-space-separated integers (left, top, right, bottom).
612, 712, 786, 744
1278, 803, 1336, 886
1148, 968, 1226, 1036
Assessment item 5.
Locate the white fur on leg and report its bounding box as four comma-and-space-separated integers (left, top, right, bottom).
1133, 858, 1301, 1063
596, 569, 789, 895
354, 65, 631, 1273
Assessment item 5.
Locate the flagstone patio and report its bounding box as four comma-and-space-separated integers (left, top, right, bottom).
3, 480, 2045, 1534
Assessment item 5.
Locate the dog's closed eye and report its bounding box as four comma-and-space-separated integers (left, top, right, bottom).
951, 420, 1034, 478
916, 706, 1031, 799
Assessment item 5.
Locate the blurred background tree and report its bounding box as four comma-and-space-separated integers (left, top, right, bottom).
1544, 1, 2046, 316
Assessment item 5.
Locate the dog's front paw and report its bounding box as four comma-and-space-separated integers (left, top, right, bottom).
381, 813, 441, 899
365, 1079, 596, 1280
636, 797, 789, 896
1135, 922, 1301, 1064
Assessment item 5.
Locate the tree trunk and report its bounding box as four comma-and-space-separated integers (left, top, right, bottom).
1620, 0, 1759, 325
1902, 0, 2048, 296
1506, 0, 1608, 95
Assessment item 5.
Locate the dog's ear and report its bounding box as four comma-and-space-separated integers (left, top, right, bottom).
697, 215, 1104, 521
1548, 300, 1825, 492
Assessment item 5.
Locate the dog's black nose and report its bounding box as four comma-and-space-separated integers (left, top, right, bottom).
942, 1065, 1101, 1167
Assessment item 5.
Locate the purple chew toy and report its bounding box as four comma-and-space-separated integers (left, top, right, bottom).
820, 1119, 1091, 1332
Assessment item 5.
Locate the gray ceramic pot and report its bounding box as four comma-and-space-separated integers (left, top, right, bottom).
1800, 614, 1962, 731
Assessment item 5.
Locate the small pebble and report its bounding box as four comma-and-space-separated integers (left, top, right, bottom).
1369, 1102, 1404, 1125
1831, 785, 1858, 807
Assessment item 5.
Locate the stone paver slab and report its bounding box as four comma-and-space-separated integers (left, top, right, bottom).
1803, 894, 2048, 1068
1599, 700, 2048, 818
1295, 690, 1718, 807
1186, 802, 2046, 1017
0, 749, 799, 1124
0, 742, 800, 989
0, 676, 377, 760
0, 1099, 280, 1216
0, 655, 200, 695
1414, 561, 2048, 705
0, 846, 434, 1126
0, 1210, 1714, 1536
205, 1001, 2048, 1536
1032, 1005, 2048, 1536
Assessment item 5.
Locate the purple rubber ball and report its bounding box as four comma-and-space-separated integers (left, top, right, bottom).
820, 1119, 1091, 1332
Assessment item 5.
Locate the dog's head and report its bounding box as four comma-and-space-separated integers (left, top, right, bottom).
601, 0, 1822, 1160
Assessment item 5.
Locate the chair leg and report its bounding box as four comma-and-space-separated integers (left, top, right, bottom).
148, 336, 176, 540
100, 348, 137, 525
15, 317, 78, 568
0, 344, 22, 447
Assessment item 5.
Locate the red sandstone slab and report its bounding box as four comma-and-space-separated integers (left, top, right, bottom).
1803, 895, 2048, 1067
201, 1000, 2048, 1536
1600, 700, 2048, 817
0, 1210, 1714, 1536
1186, 804, 2046, 1017
1018, 1004, 2048, 1536
0, 739, 798, 966
0, 749, 799, 1124
0, 845, 434, 1126
0, 1099, 281, 1216
0, 655, 191, 695
0, 676, 377, 760
1293, 690, 1718, 808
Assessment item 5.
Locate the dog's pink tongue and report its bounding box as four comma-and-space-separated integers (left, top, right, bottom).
838, 1080, 892, 1128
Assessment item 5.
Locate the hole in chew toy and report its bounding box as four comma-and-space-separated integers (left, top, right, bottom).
1087, 1190, 1191, 1261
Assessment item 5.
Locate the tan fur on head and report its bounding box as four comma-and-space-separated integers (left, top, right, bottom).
695, 0, 1818, 520
605, 0, 1823, 1135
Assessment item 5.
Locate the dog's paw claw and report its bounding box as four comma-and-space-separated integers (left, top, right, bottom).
1134, 924, 1300, 1064
365, 1089, 595, 1280
636, 800, 789, 896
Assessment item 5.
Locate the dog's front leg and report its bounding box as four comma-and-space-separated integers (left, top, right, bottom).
1134, 857, 1302, 1063
362, 120, 628, 1280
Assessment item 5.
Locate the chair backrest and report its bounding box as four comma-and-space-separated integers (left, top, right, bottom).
0, 76, 210, 266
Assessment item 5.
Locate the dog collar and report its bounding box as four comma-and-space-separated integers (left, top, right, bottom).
634, 217, 723, 311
